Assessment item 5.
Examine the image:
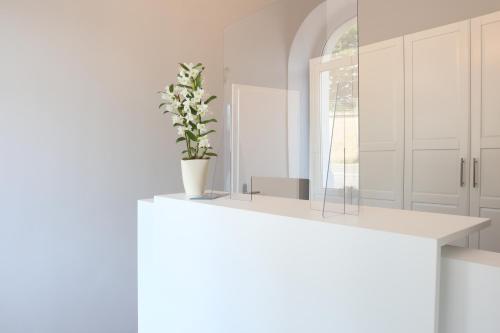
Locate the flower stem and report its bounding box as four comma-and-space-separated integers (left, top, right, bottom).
185, 135, 192, 159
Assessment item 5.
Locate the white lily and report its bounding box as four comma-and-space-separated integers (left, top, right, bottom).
161, 92, 173, 102
171, 100, 181, 110
185, 113, 195, 123
178, 75, 190, 86
193, 88, 204, 103
172, 115, 182, 125
196, 123, 207, 134
179, 88, 189, 98
199, 137, 210, 148
159, 62, 216, 160
189, 68, 199, 79
165, 104, 174, 112
182, 99, 191, 113
177, 126, 186, 136
198, 103, 208, 116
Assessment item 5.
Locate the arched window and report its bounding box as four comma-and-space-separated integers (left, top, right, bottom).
323, 17, 358, 56
310, 16, 359, 192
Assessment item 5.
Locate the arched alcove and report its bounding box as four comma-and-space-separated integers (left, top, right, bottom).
323, 17, 358, 56
287, 0, 357, 179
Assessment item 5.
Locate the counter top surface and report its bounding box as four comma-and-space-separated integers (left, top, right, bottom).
148, 193, 491, 245
442, 246, 500, 267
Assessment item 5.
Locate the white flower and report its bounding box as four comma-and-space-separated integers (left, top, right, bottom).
185, 112, 195, 123
165, 104, 174, 112
199, 137, 210, 148
182, 99, 192, 113
194, 88, 204, 98
177, 126, 186, 136
189, 98, 199, 108
196, 123, 207, 134
189, 68, 199, 79
172, 115, 182, 125
161, 91, 174, 102
198, 103, 208, 116
180, 63, 202, 80
178, 88, 189, 98
192, 88, 204, 104
171, 100, 181, 110
178, 75, 190, 86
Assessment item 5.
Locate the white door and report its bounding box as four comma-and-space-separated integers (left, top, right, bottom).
470, 11, 500, 252
404, 21, 471, 216
359, 37, 404, 209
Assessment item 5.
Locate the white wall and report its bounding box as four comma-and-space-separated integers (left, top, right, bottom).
223, 0, 324, 183
224, 0, 323, 93
0, 0, 272, 332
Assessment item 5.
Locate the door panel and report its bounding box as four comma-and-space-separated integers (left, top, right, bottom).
411, 35, 460, 140
471, 11, 500, 252
359, 37, 404, 209
360, 151, 396, 192
404, 21, 470, 216
482, 22, 500, 138
412, 150, 460, 196
481, 149, 500, 198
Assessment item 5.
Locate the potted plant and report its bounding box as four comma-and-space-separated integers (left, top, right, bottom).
159, 63, 217, 198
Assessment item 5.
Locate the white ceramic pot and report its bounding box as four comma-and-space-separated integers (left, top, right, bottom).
181, 159, 209, 198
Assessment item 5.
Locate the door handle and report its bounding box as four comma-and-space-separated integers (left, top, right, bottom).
473, 158, 479, 188
460, 158, 465, 187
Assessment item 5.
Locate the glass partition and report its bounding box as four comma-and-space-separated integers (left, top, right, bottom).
224, 0, 359, 215
310, 52, 359, 216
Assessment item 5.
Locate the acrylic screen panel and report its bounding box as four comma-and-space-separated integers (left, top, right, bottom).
309, 42, 359, 215
224, 0, 358, 210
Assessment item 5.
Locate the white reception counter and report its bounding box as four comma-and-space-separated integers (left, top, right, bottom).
138, 194, 492, 333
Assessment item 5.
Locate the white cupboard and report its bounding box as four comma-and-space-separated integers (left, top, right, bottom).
470, 11, 500, 252
359, 12, 500, 252
404, 21, 471, 216
359, 37, 404, 209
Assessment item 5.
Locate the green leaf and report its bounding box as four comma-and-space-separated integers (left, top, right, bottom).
176, 137, 186, 143
179, 63, 189, 71
173, 123, 184, 127
194, 63, 203, 68
177, 84, 192, 89
205, 96, 217, 104
159, 102, 167, 109
182, 148, 197, 154
200, 119, 217, 124
185, 130, 198, 141
199, 130, 215, 137
205, 152, 218, 157
169, 84, 174, 93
